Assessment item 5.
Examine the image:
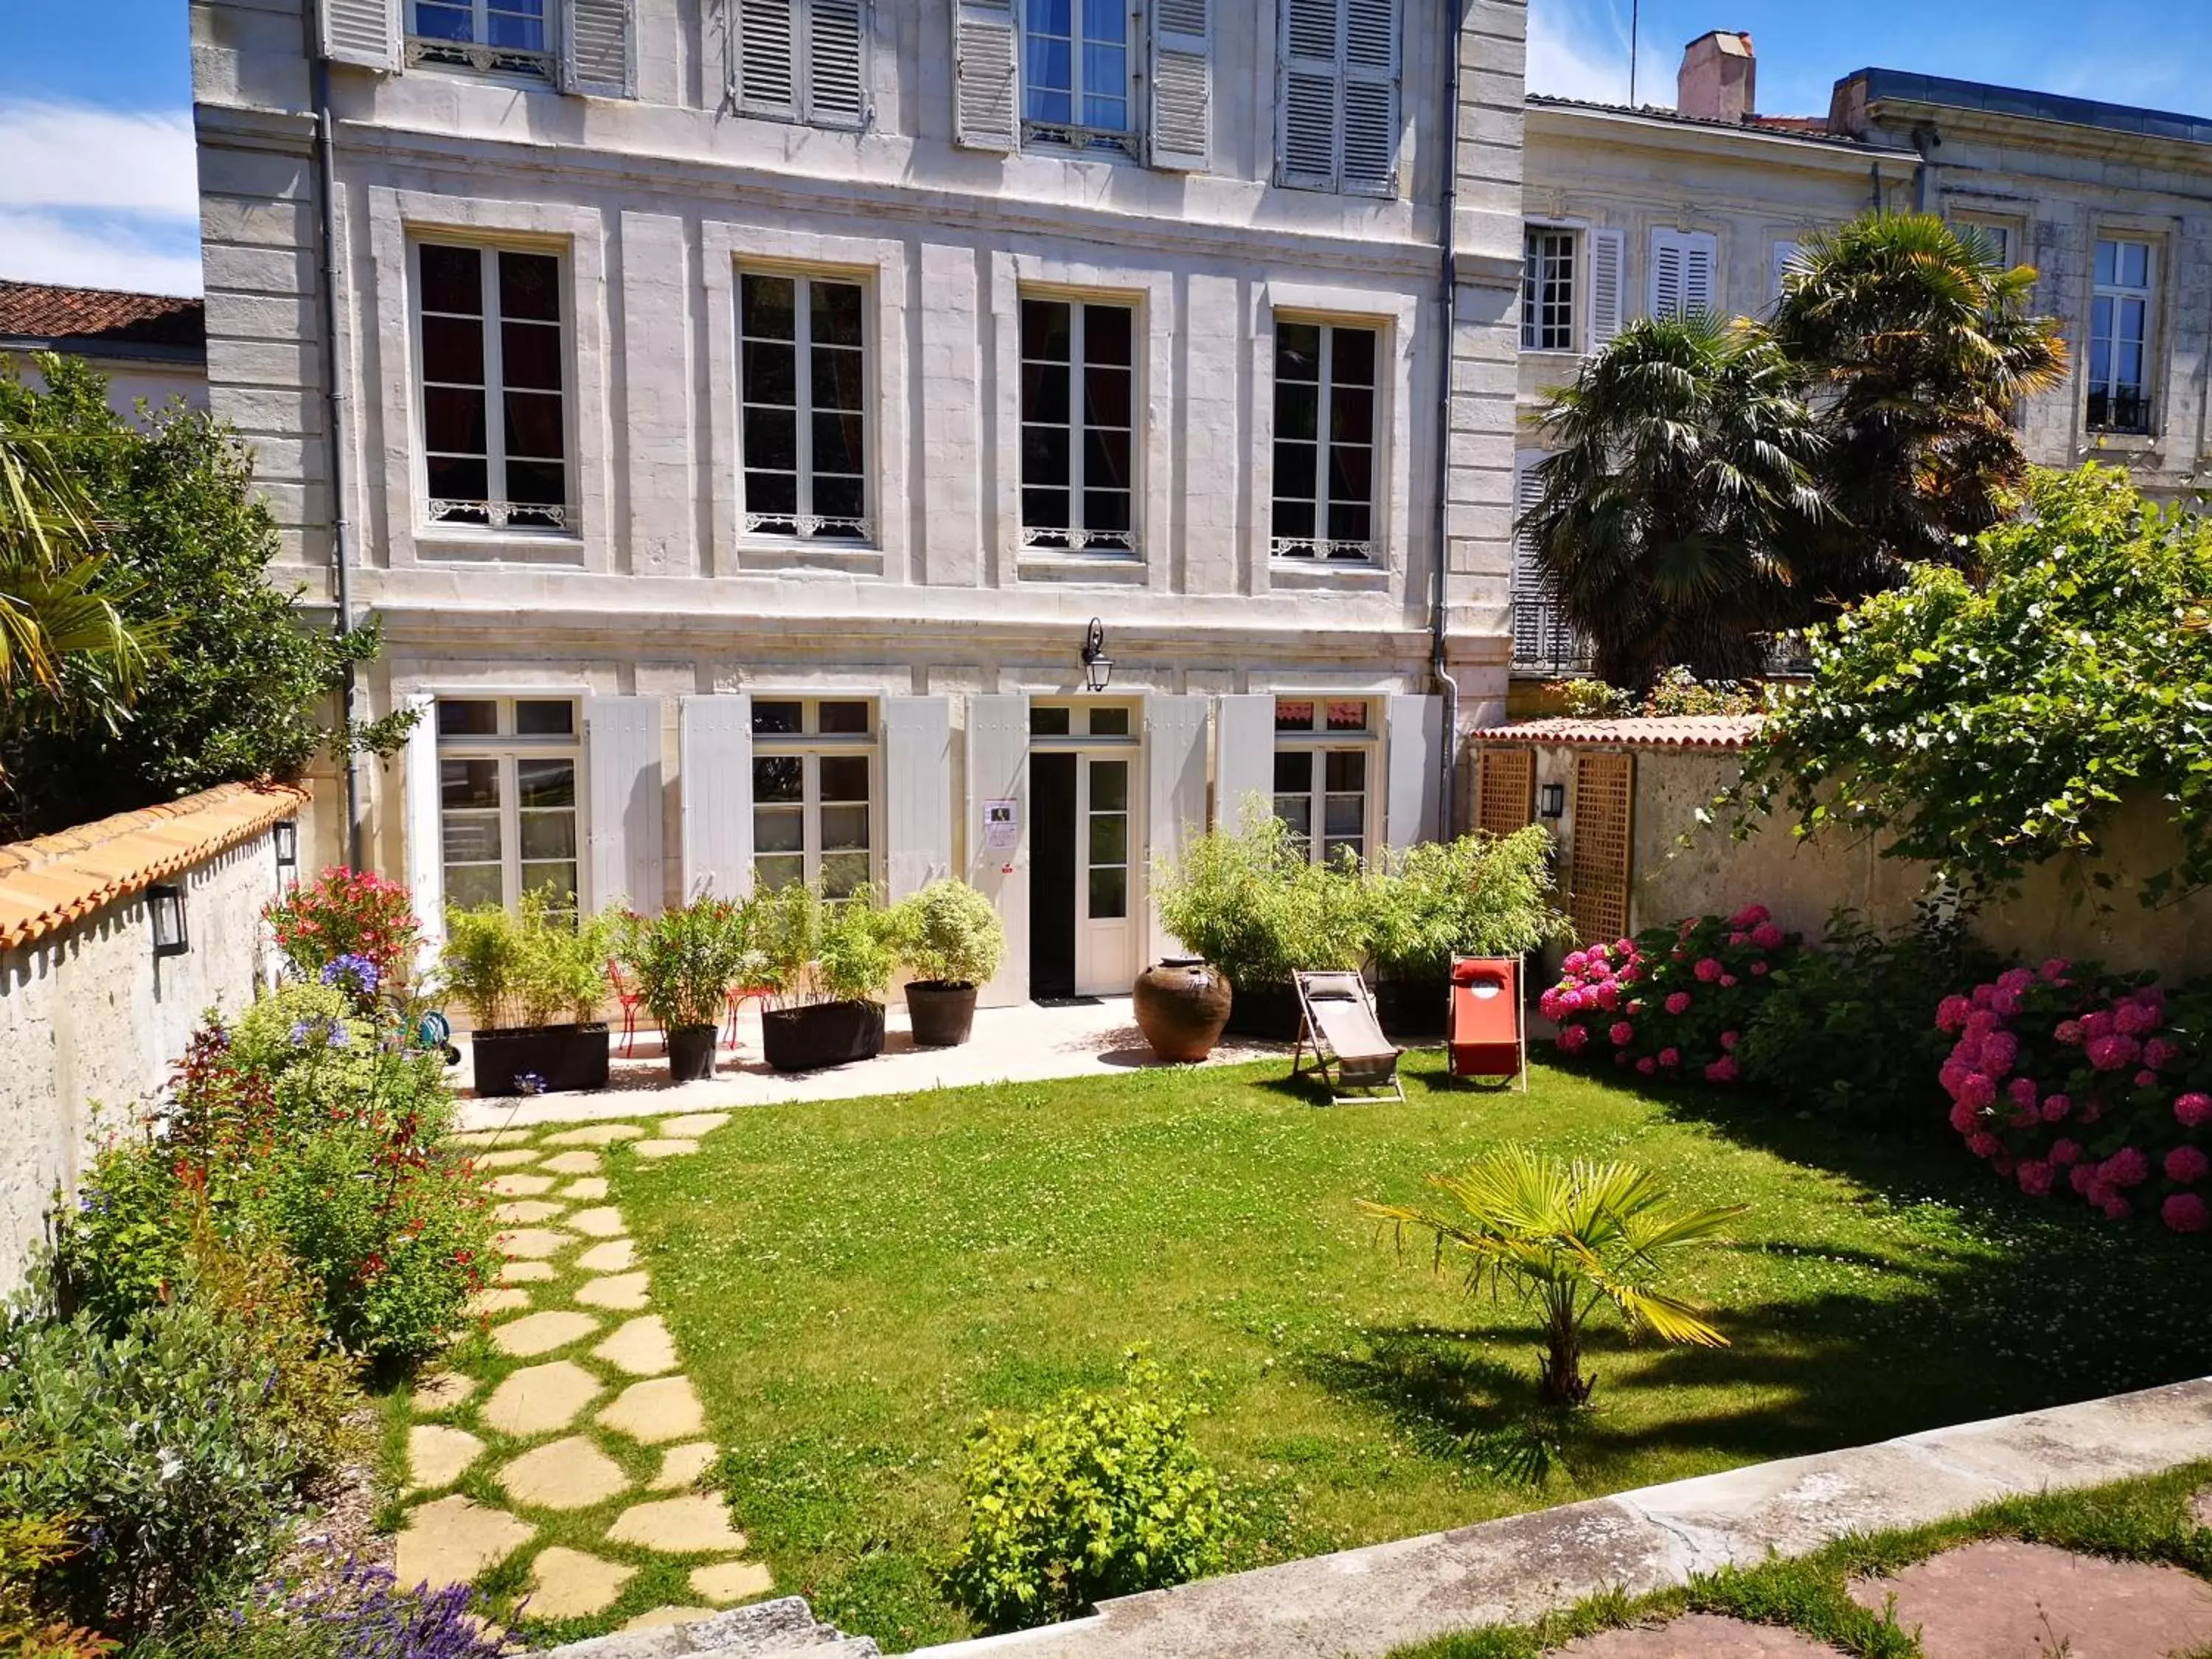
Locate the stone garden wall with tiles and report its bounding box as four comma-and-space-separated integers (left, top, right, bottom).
0, 783, 303, 1294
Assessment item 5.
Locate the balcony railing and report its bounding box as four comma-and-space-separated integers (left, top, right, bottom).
405, 35, 554, 80
1510, 598, 1592, 678
2088, 386, 2154, 436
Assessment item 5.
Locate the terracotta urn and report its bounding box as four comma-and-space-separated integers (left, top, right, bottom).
1133, 958, 1234, 1062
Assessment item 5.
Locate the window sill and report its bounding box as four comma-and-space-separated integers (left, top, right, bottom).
1269, 560, 1388, 592
1017, 549, 1147, 586
2084, 431, 2161, 452
734, 540, 885, 577
415, 527, 586, 566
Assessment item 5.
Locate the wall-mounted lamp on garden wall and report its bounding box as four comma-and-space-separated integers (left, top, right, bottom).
149, 883, 191, 958
1539, 782, 1566, 821
1081, 618, 1114, 694
274, 818, 299, 874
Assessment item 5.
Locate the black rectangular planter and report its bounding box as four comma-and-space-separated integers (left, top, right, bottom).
762, 1000, 886, 1071
1374, 978, 1450, 1040
470, 1023, 611, 1096
1222, 983, 1301, 1042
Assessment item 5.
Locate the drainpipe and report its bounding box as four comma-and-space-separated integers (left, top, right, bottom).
314, 40, 365, 869
1429, 1, 1464, 832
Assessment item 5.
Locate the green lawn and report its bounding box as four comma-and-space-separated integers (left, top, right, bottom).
613, 1051, 2212, 1652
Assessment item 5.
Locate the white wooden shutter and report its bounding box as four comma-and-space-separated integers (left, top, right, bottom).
883, 696, 953, 900
586, 695, 664, 914
1214, 694, 1276, 832
1649, 230, 1686, 321
1385, 695, 1444, 850
1279, 0, 1340, 188
734, 0, 799, 116
1340, 0, 1399, 195
952, 0, 1018, 152
965, 694, 1030, 1006
805, 0, 867, 128
678, 695, 753, 902
402, 693, 442, 961
1144, 694, 1210, 961
1770, 240, 1801, 307
1149, 0, 1210, 172
563, 0, 637, 96
1587, 228, 1626, 349
320, 0, 400, 68
1683, 233, 1719, 316
1650, 229, 1718, 319
1510, 453, 1547, 668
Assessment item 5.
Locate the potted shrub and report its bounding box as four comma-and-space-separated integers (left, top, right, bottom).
441, 891, 616, 1096
752, 880, 897, 1071
619, 897, 754, 1082
892, 879, 1005, 1047
1363, 829, 1567, 1039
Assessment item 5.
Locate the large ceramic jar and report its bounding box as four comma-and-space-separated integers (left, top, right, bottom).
1133, 958, 1234, 1062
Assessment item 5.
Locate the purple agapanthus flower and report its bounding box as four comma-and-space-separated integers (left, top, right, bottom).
321, 952, 382, 998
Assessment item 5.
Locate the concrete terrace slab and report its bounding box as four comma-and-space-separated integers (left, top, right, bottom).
456, 997, 1284, 1131
902, 1380, 2212, 1659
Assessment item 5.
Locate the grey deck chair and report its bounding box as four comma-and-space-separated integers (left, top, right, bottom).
1290, 970, 1405, 1105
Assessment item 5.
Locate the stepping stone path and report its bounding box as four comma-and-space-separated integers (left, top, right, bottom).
393, 1113, 768, 1635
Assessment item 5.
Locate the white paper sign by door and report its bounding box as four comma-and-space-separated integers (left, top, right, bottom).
983, 799, 1019, 851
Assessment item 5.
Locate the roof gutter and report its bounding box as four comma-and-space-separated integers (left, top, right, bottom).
313, 36, 364, 869
1430, 1, 1462, 827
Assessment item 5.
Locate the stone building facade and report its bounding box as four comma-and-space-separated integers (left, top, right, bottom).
190, 0, 1530, 1004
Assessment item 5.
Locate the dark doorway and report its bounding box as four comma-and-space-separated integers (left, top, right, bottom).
1031, 752, 1077, 1000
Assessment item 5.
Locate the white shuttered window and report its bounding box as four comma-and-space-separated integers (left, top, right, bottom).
1587, 227, 1626, 349
1647, 228, 1719, 321
1279, 0, 1399, 196
1149, 0, 1211, 170
408, 0, 555, 80
734, 0, 867, 128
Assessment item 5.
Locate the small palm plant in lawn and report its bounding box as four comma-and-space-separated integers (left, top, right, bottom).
1361, 1145, 1746, 1407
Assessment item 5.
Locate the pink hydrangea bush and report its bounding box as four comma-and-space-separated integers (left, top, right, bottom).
1941, 960, 2212, 1234
1543, 904, 1799, 1082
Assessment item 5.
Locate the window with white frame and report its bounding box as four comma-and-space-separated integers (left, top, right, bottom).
1523, 227, 1576, 352
1271, 320, 1377, 563
407, 0, 553, 77
740, 273, 869, 541
1279, 0, 1399, 195
2090, 236, 2155, 435
1954, 216, 2014, 270
732, 0, 868, 128
1022, 0, 1133, 153
1271, 697, 1373, 865
751, 698, 875, 897
437, 697, 581, 913
1020, 297, 1135, 554
418, 243, 568, 530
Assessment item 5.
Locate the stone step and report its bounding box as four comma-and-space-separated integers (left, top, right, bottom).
527, 1595, 879, 1659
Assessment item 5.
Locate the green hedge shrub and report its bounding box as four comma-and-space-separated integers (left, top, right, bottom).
1364, 830, 1567, 982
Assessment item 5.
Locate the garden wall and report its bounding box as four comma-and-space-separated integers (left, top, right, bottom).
0, 783, 305, 1293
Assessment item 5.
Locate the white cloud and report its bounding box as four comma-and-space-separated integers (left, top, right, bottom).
1526, 0, 1675, 107
0, 102, 201, 295
0, 210, 204, 297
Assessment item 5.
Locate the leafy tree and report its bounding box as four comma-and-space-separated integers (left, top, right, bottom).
1518, 312, 1829, 689
1361, 1144, 1743, 1406
0, 355, 411, 836
1774, 212, 2067, 581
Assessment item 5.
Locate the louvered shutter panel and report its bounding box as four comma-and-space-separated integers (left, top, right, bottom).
1385, 695, 1443, 849
320, 0, 400, 69
952, 0, 1018, 152
1770, 240, 1800, 307
883, 697, 953, 900
1510, 454, 1548, 669
805, 0, 866, 128
1476, 748, 1535, 839
562, 0, 636, 96
1279, 0, 1340, 187
1144, 694, 1211, 961
735, 0, 798, 116
402, 694, 442, 962
678, 695, 753, 901
1213, 695, 1276, 832
1649, 231, 1687, 320
1340, 0, 1399, 195
1149, 0, 1211, 172
1587, 228, 1625, 348
1683, 233, 1719, 316
586, 695, 664, 914
966, 694, 1030, 1005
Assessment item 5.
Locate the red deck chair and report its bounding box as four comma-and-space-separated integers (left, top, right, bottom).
1447, 956, 1526, 1091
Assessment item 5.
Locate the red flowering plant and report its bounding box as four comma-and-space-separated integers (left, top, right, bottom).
1543, 903, 1799, 1082
1940, 960, 2212, 1236
265, 867, 423, 1003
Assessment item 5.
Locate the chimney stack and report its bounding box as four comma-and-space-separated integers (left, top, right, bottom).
1678, 30, 1756, 123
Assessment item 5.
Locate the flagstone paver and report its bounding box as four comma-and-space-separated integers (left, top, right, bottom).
1846, 1539, 2212, 1659
560, 1177, 611, 1200
492, 1310, 600, 1358
495, 1227, 574, 1259
499, 1259, 558, 1283
486, 1172, 558, 1197
608, 1495, 748, 1553
497, 1435, 633, 1511
546, 1122, 646, 1146
481, 1360, 603, 1437
632, 1138, 700, 1158
493, 1200, 566, 1225
412, 1371, 477, 1413
448, 1129, 518, 1148
599, 1375, 707, 1444
692, 1560, 776, 1604
577, 1270, 652, 1311
394, 1495, 534, 1590
650, 1441, 718, 1491
577, 1238, 637, 1272
529, 1547, 637, 1619
408, 1423, 487, 1489
568, 1205, 628, 1238
659, 1113, 730, 1138
472, 1148, 543, 1169
542, 1150, 604, 1175
467, 1287, 532, 1317
594, 1315, 679, 1377
1554, 1614, 1841, 1659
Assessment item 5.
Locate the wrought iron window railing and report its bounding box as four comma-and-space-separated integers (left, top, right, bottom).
1270, 536, 1377, 566
2088, 387, 2154, 436
428, 498, 568, 531
405, 35, 554, 80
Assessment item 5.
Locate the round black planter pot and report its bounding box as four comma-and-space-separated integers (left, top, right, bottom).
761, 1000, 886, 1072
1222, 983, 1302, 1042
470, 1023, 611, 1096
905, 981, 978, 1047
665, 1023, 719, 1082
1375, 978, 1451, 1040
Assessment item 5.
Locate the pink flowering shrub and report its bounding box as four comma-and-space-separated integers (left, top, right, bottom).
1542, 905, 1799, 1082
1941, 960, 2212, 1235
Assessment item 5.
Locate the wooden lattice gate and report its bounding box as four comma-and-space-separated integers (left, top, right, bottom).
1568, 751, 1634, 945
1475, 747, 1534, 838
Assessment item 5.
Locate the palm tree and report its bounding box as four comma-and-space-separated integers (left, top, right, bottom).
1773, 212, 2067, 581
1361, 1144, 1745, 1407
1517, 313, 1829, 691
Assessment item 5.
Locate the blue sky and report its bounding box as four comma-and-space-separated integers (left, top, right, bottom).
2, 0, 2207, 297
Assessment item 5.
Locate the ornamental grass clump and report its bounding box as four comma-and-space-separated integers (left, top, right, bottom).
1363, 828, 1568, 984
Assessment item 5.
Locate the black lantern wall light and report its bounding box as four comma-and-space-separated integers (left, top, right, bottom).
149, 883, 190, 958
1080, 618, 1114, 693
1539, 782, 1567, 821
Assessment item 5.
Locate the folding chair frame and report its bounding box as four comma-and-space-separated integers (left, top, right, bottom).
1290, 971, 1407, 1105
1447, 954, 1529, 1093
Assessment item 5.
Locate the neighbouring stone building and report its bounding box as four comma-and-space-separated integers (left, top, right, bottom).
0, 281, 209, 422
189, 0, 1529, 1004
